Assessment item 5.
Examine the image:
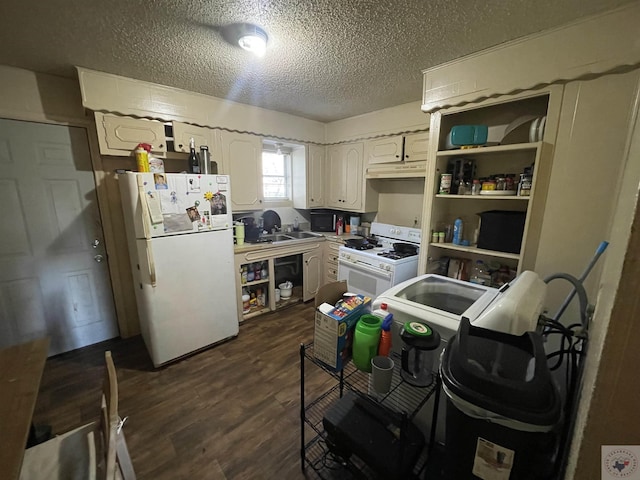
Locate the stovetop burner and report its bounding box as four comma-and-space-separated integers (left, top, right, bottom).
378, 251, 418, 260
345, 244, 375, 251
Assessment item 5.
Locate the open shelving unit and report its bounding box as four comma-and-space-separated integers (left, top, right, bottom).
300, 343, 441, 479
423, 91, 558, 281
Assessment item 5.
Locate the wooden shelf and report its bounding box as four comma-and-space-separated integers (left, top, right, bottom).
241, 306, 271, 321
435, 194, 529, 200
436, 141, 540, 157
242, 278, 270, 287
429, 242, 521, 260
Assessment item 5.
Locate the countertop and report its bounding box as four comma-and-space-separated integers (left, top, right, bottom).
233, 231, 361, 254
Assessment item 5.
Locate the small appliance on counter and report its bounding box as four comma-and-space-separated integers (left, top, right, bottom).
310, 209, 337, 232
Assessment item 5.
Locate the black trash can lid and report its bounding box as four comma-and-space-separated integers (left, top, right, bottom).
441, 318, 561, 427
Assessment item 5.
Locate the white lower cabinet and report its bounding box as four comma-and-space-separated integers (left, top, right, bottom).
234, 242, 324, 321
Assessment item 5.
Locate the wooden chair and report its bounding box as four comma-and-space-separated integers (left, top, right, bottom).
20, 351, 135, 480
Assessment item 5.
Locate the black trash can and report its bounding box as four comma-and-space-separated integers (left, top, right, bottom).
440, 318, 561, 480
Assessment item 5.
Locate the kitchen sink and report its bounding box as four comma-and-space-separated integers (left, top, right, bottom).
260, 234, 294, 242
283, 231, 323, 239
255, 231, 324, 244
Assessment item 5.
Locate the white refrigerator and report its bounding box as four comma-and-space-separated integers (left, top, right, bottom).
119, 172, 239, 367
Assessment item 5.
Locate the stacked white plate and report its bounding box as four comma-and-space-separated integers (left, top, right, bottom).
501, 115, 547, 144
529, 116, 547, 142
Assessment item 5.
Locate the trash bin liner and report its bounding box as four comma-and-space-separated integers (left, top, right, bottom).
440, 317, 561, 479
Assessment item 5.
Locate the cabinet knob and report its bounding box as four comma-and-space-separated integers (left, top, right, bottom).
405, 154, 409, 158
395, 154, 400, 158
158, 143, 164, 148
178, 143, 183, 148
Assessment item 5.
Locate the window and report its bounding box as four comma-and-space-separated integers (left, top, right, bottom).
262, 144, 292, 202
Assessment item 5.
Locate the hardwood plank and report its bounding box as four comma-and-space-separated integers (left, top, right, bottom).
31, 303, 320, 479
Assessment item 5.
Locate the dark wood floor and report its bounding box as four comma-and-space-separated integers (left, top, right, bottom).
32, 301, 335, 480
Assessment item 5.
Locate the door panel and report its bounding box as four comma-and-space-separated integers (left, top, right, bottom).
0, 118, 118, 355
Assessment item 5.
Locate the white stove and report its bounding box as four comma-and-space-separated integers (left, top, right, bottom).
338, 222, 422, 299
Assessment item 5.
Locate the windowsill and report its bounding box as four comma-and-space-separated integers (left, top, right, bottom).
262, 199, 293, 208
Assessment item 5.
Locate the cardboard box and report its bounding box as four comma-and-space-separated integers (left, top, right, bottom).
313, 281, 371, 371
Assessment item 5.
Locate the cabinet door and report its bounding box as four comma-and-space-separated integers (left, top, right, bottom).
366, 136, 403, 164
308, 144, 325, 207
342, 142, 364, 211
303, 249, 323, 302
220, 132, 263, 211
172, 122, 211, 153
403, 132, 430, 162
96, 112, 166, 156
326, 145, 344, 208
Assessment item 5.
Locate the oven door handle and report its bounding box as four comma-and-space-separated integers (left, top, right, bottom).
341, 260, 393, 280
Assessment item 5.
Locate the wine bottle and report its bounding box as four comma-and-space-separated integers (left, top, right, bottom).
188, 137, 200, 174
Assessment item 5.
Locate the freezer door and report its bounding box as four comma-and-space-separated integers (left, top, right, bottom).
132, 228, 239, 366
120, 172, 232, 238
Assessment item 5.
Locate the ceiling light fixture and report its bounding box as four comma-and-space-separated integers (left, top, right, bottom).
237, 23, 268, 57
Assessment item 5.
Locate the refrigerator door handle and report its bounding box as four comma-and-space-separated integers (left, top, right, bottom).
146, 239, 157, 287
137, 175, 152, 239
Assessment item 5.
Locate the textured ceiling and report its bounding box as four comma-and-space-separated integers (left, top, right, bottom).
0, 0, 634, 122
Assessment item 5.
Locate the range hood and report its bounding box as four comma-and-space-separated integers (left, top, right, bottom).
366, 161, 427, 179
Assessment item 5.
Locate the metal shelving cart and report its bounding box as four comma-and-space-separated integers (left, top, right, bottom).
300, 342, 441, 479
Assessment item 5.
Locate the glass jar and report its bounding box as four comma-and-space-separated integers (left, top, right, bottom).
482, 180, 496, 191
471, 179, 482, 195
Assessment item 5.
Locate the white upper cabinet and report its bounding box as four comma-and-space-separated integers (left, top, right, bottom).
326, 142, 378, 212
220, 131, 263, 211
95, 112, 167, 156
293, 144, 325, 209
172, 122, 211, 153
403, 132, 430, 162
366, 136, 404, 164
365, 132, 429, 165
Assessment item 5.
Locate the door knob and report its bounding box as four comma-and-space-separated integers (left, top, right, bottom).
94, 254, 104, 263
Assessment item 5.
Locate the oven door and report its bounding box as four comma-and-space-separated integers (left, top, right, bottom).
338, 259, 393, 299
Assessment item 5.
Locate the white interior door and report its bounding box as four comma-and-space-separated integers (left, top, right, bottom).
0, 118, 118, 355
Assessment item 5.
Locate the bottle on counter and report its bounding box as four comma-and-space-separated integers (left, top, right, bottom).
199, 145, 211, 175
336, 216, 344, 236
135, 143, 151, 172
188, 137, 200, 174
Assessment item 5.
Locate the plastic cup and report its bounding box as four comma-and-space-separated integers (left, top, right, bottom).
371, 356, 394, 394
274, 288, 281, 302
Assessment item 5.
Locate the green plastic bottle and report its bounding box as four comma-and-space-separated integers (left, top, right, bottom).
352, 314, 382, 372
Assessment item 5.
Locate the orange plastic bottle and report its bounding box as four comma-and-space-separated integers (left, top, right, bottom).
376, 304, 393, 357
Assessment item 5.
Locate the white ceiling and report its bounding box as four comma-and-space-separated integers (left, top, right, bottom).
0, 0, 634, 122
